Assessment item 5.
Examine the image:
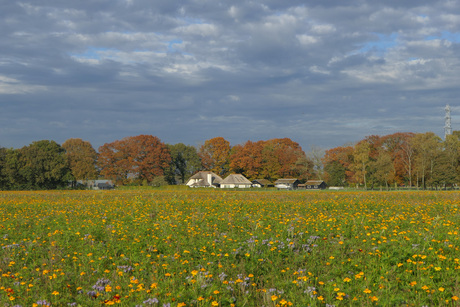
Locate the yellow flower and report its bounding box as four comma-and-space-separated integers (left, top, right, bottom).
452, 296, 459, 301
211, 301, 219, 306
52, 291, 59, 295
364, 288, 372, 294
343, 277, 351, 282
439, 287, 445, 292
271, 295, 278, 301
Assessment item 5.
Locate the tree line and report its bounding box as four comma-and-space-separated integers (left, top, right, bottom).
323, 132, 460, 189
2, 131, 458, 190
0, 135, 316, 190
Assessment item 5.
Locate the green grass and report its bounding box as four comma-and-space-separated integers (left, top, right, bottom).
0, 190, 459, 306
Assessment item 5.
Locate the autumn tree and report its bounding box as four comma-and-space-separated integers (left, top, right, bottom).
381, 132, 415, 186
353, 141, 371, 189
323, 146, 354, 186
199, 137, 231, 175
412, 132, 442, 189
167, 143, 201, 184
229, 140, 265, 179
260, 138, 310, 181
62, 138, 98, 184
98, 135, 171, 184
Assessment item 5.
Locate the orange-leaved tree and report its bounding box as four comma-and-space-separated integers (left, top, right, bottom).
229, 140, 265, 179
199, 137, 231, 175
98, 135, 171, 184
261, 138, 310, 181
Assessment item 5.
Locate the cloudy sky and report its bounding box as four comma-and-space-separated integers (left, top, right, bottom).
1, 1, 460, 151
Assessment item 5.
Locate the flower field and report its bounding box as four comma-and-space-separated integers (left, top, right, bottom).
1, 190, 460, 306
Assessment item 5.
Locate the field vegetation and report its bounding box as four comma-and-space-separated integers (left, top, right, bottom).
1, 189, 459, 306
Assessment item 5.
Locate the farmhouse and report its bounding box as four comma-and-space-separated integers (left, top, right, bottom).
304, 180, 328, 190
252, 179, 273, 188
220, 174, 252, 188
274, 178, 300, 190
186, 171, 222, 188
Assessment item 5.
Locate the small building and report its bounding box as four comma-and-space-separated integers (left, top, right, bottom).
252, 179, 273, 188
77, 179, 115, 190
305, 180, 328, 190
274, 178, 300, 190
186, 171, 223, 188
220, 174, 252, 188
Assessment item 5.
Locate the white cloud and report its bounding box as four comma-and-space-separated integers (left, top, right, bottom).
0, 76, 47, 94
297, 34, 318, 45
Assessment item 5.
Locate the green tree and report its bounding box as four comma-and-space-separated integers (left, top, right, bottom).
62, 138, 99, 185
167, 143, 201, 184
443, 134, 460, 183
369, 149, 394, 190
431, 151, 457, 189
18, 140, 71, 189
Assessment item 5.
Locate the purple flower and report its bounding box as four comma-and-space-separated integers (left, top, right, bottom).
143, 298, 159, 305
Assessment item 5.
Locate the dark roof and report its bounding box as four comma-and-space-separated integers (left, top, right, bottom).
274, 178, 299, 184
252, 179, 272, 185
305, 180, 326, 185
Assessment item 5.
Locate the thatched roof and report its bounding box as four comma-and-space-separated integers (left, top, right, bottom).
189, 171, 222, 183
221, 174, 252, 185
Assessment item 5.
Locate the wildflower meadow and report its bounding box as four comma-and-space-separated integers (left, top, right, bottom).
1, 189, 459, 306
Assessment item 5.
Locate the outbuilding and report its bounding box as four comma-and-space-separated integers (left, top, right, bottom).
274, 178, 300, 190
252, 179, 273, 188
305, 180, 328, 190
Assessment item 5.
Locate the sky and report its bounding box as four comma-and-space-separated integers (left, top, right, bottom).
1, 1, 460, 152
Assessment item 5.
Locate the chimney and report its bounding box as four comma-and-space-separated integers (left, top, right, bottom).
207, 173, 213, 186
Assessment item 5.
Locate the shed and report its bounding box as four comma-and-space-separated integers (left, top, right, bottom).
274, 178, 300, 190
221, 174, 252, 188
252, 179, 274, 188
186, 171, 223, 188
77, 179, 115, 190
305, 180, 328, 190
